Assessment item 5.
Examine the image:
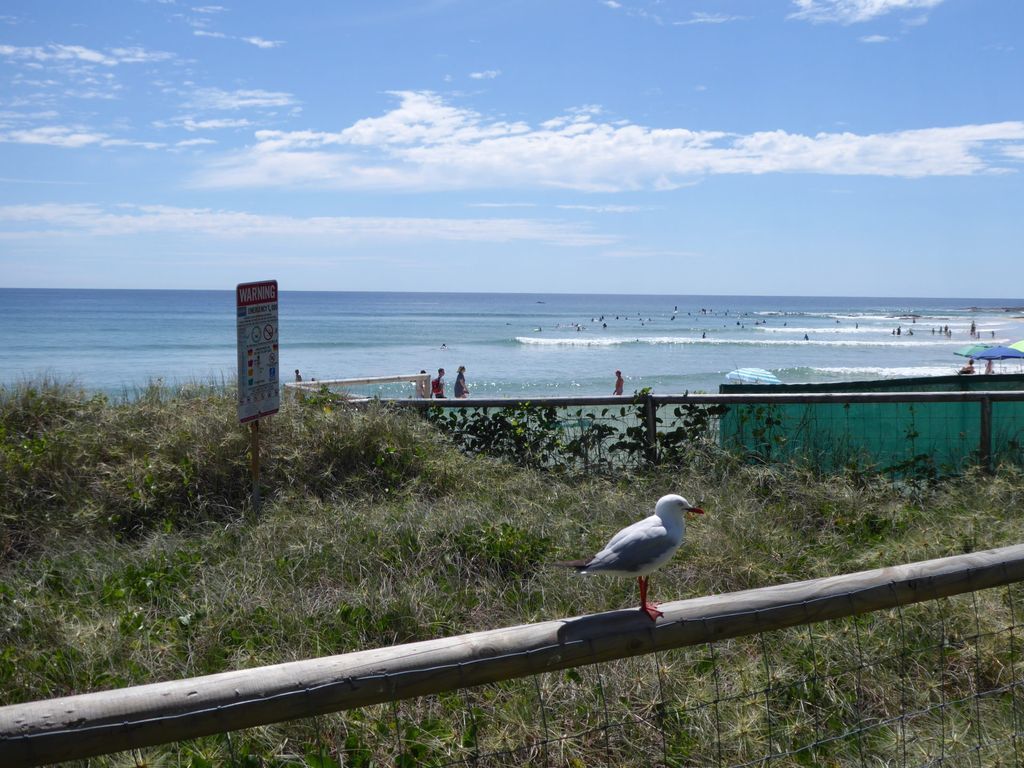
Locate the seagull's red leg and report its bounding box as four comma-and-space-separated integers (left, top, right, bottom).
638, 576, 663, 621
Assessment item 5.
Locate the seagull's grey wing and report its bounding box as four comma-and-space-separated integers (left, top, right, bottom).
584, 518, 677, 575
602, 514, 659, 552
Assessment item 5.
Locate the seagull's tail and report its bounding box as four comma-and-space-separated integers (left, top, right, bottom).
550, 559, 591, 571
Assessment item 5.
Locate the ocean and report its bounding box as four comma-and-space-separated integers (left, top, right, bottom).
4, 288, 1024, 399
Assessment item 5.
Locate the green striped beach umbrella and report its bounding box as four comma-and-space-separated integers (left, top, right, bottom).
1011, 340, 1024, 353
953, 343, 992, 358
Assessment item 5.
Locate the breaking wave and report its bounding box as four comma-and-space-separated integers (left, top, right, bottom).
515, 336, 966, 348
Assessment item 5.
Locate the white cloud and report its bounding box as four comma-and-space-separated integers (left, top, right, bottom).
598, 1, 666, 24
186, 87, 298, 110
0, 42, 175, 103
333, 91, 529, 146
180, 117, 252, 131
0, 203, 613, 247
0, 43, 115, 66
557, 204, 650, 213
0, 109, 60, 124
0, 43, 173, 66
0, 125, 164, 149
242, 36, 284, 49
0, 176, 89, 185
675, 12, 748, 26
193, 91, 1024, 192
176, 138, 217, 147
0, 125, 106, 148
62, 88, 122, 101
108, 46, 176, 63
469, 69, 501, 80
185, 10, 285, 50
860, 34, 892, 43
468, 202, 537, 208
790, 0, 944, 24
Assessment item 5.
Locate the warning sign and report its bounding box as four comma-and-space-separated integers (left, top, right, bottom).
236, 280, 280, 424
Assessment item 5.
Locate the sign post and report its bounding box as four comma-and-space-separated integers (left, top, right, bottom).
236, 280, 280, 509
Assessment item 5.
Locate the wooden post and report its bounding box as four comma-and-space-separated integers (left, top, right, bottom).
644, 392, 658, 464
249, 420, 261, 509
980, 397, 993, 474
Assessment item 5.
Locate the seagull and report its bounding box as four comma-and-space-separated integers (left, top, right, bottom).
554, 494, 704, 621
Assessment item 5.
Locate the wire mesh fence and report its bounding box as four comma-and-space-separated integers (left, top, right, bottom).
710, 395, 1024, 476
264, 590, 1022, 767
15, 569, 1024, 768
400, 390, 1024, 477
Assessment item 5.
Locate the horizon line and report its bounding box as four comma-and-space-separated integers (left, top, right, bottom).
2, 286, 1024, 305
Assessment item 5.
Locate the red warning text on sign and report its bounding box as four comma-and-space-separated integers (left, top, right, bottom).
237, 281, 278, 307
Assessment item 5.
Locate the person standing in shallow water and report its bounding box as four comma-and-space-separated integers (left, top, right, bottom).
613, 370, 624, 395
454, 365, 469, 398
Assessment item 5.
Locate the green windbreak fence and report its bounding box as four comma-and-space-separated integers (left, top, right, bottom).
718, 374, 1024, 475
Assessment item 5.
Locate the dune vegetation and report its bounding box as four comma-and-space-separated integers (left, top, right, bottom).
2, 380, 1024, 766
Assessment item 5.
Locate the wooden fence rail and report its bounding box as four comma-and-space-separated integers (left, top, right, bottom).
4, 543, 1024, 767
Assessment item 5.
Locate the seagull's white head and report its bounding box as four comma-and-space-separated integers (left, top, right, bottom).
656, 493, 705, 518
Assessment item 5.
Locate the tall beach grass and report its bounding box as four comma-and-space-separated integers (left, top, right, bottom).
2, 379, 1024, 765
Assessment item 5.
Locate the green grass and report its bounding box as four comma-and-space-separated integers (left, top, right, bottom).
2, 380, 1024, 766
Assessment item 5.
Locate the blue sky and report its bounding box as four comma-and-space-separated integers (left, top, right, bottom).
1, 0, 1022, 296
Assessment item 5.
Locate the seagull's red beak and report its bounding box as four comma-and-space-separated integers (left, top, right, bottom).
688, 506, 705, 516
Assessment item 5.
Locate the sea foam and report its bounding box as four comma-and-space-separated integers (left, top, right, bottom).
813, 365, 964, 378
